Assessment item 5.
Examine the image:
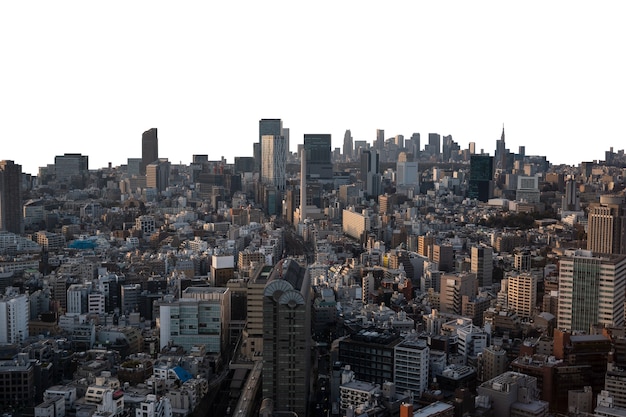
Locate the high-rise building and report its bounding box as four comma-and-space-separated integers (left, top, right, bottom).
304, 134, 333, 180
375, 129, 385, 151
587, 195, 626, 255
261, 135, 287, 191
159, 286, 230, 354
343, 129, 353, 160
0, 290, 29, 344
562, 178, 580, 212
426, 133, 441, 158
262, 260, 311, 417
394, 338, 429, 398
468, 155, 494, 202
410, 133, 420, 157
506, 272, 537, 319
146, 159, 170, 192
54, 153, 89, 187
471, 245, 493, 288
360, 149, 381, 197
480, 345, 508, 382
396, 153, 419, 187
257, 119, 283, 173
141, 128, 158, 176
0, 160, 23, 234
439, 272, 478, 315
557, 250, 626, 332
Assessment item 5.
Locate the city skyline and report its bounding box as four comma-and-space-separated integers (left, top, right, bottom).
1, 2, 625, 174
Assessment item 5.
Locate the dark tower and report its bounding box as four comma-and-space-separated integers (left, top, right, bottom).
0, 160, 23, 234
141, 128, 159, 176
304, 134, 332, 180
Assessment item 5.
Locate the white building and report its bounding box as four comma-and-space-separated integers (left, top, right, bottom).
0, 290, 29, 344
136, 394, 173, 417
394, 338, 429, 398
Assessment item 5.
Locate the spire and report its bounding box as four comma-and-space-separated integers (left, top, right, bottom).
501, 124, 505, 142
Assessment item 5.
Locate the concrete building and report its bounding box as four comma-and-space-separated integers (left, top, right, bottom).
471, 245, 493, 288
342, 208, 371, 242
477, 371, 549, 417
141, 128, 159, 176
0, 290, 29, 344
439, 272, 478, 315
507, 273, 537, 319
480, 345, 508, 382
394, 338, 429, 398
587, 194, 626, 255
158, 287, 230, 354
557, 250, 626, 332
0, 160, 23, 234
262, 260, 311, 417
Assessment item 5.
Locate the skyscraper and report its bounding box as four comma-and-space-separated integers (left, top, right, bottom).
426, 133, 441, 159
468, 155, 494, 202
304, 134, 332, 180
360, 149, 381, 198
375, 129, 385, 151
257, 119, 283, 173
0, 160, 23, 234
343, 129, 353, 160
146, 159, 171, 192
471, 245, 493, 288
261, 135, 287, 191
587, 195, 626, 255
263, 260, 311, 416
557, 250, 626, 332
141, 128, 158, 176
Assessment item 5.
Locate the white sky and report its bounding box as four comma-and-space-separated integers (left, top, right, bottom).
1, 1, 625, 175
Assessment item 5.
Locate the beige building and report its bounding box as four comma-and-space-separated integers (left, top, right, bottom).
507, 273, 537, 319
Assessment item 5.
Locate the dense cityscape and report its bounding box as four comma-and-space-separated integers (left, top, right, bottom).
2, 121, 626, 417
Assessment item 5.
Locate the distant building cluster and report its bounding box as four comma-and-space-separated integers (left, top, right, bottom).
3, 122, 626, 416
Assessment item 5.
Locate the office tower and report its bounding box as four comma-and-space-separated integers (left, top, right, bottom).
426, 133, 441, 158
396, 153, 419, 186
394, 338, 429, 398
587, 195, 626, 255
343, 129, 353, 160
0, 160, 23, 234
159, 286, 230, 353
146, 159, 170, 192
262, 260, 311, 417
506, 273, 537, 319
468, 154, 494, 202
375, 129, 385, 151
442, 135, 453, 162
54, 153, 89, 186
141, 128, 158, 175
0, 291, 29, 344
471, 245, 493, 288
261, 135, 287, 191
562, 178, 580, 211
410, 133, 420, 157
299, 149, 307, 224
359, 149, 381, 197
557, 250, 626, 332
257, 119, 283, 173
304, 134, 333, 180
432, 244, 454, 272
495, 125, 507, 170
395, 134, 404, 148
127, 158, 142, 177
468, 142, 476, 155
439, 272, 478, 315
